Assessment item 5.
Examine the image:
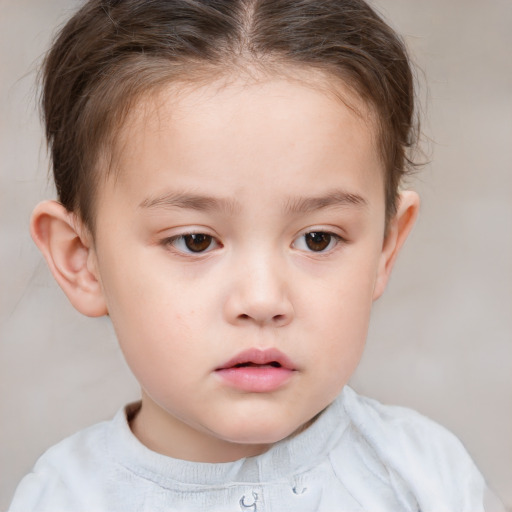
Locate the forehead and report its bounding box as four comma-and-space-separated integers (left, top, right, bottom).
102, 75, 384, 211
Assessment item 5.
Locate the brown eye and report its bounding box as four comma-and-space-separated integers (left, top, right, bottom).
304, 232, 333, 252
183, 234, 213, 252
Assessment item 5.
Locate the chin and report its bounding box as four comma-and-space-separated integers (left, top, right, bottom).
216, 416, 304, 446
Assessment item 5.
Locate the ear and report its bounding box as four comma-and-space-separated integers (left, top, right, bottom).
373, 190, 420, 300
30, 200, 108, 317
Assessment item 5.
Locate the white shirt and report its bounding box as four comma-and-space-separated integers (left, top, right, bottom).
9, 386, 502, 512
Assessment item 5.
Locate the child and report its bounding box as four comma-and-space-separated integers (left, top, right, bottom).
8, 0, 504, 510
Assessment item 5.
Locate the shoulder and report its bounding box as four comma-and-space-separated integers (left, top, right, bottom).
334, 386, 487, 511
341, 386, 478, 471
8, 415, 114, 512
341, 386, 468, 452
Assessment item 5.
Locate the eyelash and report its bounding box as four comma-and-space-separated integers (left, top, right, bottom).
162, 233, 221, 255
292, 231, 344, 254
162, 230, 345, 256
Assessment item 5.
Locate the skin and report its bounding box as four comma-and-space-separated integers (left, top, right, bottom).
31, 76, 419, 463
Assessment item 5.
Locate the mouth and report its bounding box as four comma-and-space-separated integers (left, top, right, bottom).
216, 348, 295, 372
215, 348, 296, 392
232, 361, 283, 368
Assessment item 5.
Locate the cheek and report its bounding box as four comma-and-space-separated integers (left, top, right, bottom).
109, 297, 207, 404
100, 261, 208, 366
309, 261, 376, 325
302, 261, 377, 369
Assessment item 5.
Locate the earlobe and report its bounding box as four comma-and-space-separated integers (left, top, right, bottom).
373, 191, 420, 300
30, 200, 108, 317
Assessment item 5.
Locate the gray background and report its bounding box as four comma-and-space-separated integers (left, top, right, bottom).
1, 0, 511, 509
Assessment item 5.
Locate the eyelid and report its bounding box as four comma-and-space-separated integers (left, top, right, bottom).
158, 226, 347, 256
292, 228, 347, 253
161, 230, 223, 256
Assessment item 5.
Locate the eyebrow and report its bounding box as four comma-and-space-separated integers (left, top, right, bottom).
139, 192, 241, 215
283, 189, 368, 215
139, 188, 367, 215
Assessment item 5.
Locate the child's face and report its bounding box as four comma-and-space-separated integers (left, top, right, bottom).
87, 77, 397, 461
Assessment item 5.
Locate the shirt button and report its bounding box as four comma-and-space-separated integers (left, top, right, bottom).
239, 491, 259, 511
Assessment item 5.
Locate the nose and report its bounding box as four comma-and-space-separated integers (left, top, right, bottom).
223, 252, 294, 328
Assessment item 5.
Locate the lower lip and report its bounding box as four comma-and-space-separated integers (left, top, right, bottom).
215, 367, 294, 392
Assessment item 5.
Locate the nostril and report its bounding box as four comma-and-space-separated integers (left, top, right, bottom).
230, 306, 293, 327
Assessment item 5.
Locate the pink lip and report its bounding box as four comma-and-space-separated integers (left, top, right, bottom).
215, 348, 296, 393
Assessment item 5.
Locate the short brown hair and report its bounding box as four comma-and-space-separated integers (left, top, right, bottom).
41, 0, 418, 231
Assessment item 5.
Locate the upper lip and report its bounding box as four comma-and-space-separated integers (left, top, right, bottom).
216, 348, 296, 371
